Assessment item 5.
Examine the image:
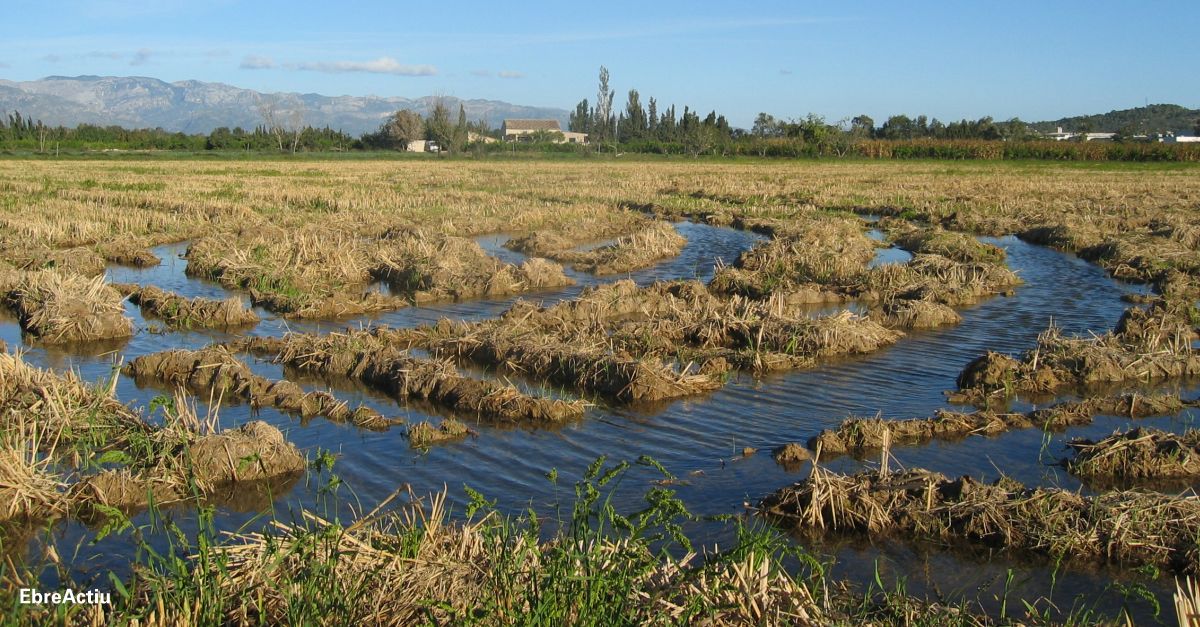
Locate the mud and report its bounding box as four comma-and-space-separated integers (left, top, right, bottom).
760, 466, 1200, 574
113, 283, 259, 329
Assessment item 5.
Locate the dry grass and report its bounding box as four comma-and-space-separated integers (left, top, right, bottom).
0, 418, 67, 522
372, 229, 573, 302
1179, 577, 1200, 627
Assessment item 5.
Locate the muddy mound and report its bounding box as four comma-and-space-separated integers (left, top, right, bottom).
3, 271, 132, 343
189, 420, 306, 483
114, 283, 258, 329
407, 418, 470, 448
760, 466, 1200, 574
186, 229, 410, 319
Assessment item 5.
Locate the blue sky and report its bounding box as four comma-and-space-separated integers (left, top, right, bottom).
3, 0, 1196, 127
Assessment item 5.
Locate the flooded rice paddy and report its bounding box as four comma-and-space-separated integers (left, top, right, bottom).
6, 220, 1197, 620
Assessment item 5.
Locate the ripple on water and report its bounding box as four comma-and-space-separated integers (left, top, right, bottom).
6, 224, 1192, 619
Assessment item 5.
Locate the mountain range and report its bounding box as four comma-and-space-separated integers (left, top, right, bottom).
0, 75, 569, 135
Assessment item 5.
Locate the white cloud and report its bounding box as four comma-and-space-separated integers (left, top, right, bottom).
470, 69, 491, 77
497, 70, 525, 79
293, 56, 436, 76
240, 54, 275, 70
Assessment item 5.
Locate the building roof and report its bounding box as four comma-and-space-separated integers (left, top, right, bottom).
503, 119, 562, 132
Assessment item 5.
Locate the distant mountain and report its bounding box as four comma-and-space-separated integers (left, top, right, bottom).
1031, 104, 1199, 135
0, 75, 569, 135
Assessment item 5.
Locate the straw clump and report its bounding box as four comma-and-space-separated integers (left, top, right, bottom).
407, 418, 470, 448
531, 220, 687, 275
1067, 427, 1200, 480
73, 417, 306, 513
955, 298, 1200, 401
760, 466, 1200, 574
98, 240, 161, 267
1, 352, 305, 519
811, 393, 1193, 459
124, 346, 402, 431
890, 224, 1007, 264
234, 332, 586, 424
186, 228, 410, 318
113, 283, 259, 329
372, 230, 573, 303
3, 270, 132, 343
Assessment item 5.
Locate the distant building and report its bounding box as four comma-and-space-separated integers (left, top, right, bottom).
1047, 127, 1074, 141
1161, 133, 1200, 143
1043, 127, 1117, 142
502, 119, 588, 144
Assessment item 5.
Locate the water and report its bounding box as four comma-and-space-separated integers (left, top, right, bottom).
5, 224, 1195, 621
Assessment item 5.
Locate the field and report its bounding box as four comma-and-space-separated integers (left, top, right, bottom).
1, 156, 1199, 624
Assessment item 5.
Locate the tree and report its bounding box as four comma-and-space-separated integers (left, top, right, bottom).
593, 66, 615, 143
647, 98, 658, 136
1193, 118, 1200, 136
849, 115, 874, 138
569, 99, 591, 133
425, 99, 454, 153
257, 95, 305, 153
257, 96, 286, 152
385, 110, 424, 149
752, 113, 779, 138
880, 115, 915, 140
454, 104, 469, 150
619, 89, 646, 142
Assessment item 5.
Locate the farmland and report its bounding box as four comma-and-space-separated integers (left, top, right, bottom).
1, 156, 1199, 624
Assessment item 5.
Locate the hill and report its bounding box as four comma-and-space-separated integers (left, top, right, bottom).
0, 75, 569, 135
1031, 104, 1199, 135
